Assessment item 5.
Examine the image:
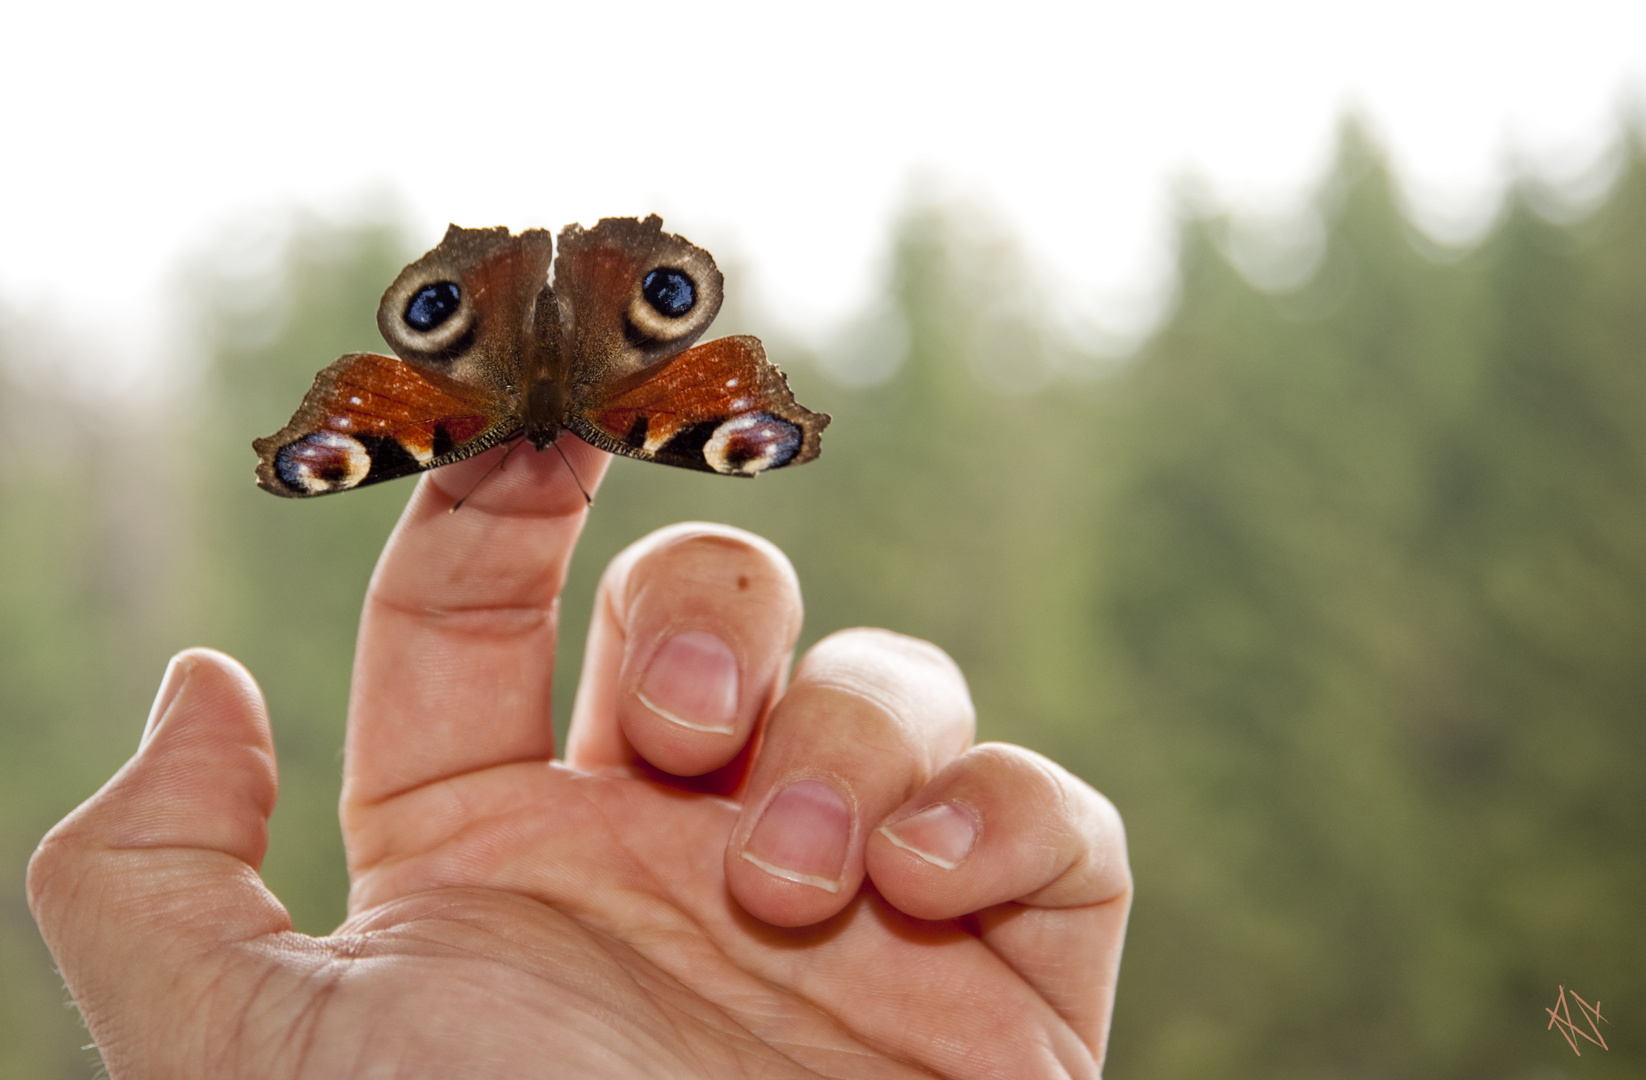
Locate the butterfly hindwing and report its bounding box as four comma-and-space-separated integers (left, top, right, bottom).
253, 352, 519, 497
569, 335, 829, 476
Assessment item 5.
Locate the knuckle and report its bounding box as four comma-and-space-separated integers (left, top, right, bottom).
966, 741, 1043, 775
804, 680, 929, 757
804, 630, 974, 722
952, 744, 1132, 897
778, 632, 977, 780
25, 823, 96, 936
811, 627, 959, 674
969, 744, 1085, 819
24, 832, 68, 913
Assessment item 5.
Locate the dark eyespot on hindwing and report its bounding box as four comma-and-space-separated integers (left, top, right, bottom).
274, 432, 372, 494
404, 282, 462, 332
703, 413, 803, 475
642, 268, 696, 318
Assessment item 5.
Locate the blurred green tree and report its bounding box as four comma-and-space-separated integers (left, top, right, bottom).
1094, 124, 1646, 1079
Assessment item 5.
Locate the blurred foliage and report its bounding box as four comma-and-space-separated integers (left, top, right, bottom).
3, 122, 1643, 1078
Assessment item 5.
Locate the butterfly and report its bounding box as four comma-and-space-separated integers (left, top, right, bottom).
253, 215, 829, 497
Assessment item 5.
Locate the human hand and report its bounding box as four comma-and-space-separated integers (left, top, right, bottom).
28, 441, 1131, 1079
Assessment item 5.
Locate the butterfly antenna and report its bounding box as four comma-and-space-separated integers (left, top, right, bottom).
553, 441, 594, 506
450, 438, 526, 513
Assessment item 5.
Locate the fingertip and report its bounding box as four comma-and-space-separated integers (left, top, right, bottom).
142, 647, 270, 743
568, 523, 804, 778
67, 648, 278, 863
139, 653, 189, 748
625, 628, 747, 775
877, 799, 981, 872
865, 744, 1131, 921
727, 776, 859, 926
150, 647, 275, 790
422, 436, 611, 517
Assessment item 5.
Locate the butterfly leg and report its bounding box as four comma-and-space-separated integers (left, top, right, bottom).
450, 435, 529, 513
551, 440, 595, 506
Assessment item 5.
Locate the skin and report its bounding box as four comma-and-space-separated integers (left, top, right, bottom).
27, 439, 1132, 1079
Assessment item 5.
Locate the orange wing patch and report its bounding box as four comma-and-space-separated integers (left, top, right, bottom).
575, 336, 828, 475
254, 352, 515, 497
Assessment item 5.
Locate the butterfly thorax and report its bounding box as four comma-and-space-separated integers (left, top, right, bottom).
522, 372, 569, 449
521, 284, 570, 449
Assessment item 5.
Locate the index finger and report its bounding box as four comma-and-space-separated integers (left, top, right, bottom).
340, 438, 609, 809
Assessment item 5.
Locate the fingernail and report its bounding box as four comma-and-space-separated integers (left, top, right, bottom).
140, 654, 192, 749
879, 801, 979, 870
741, 780, 851, 892
637, 631, 740, 735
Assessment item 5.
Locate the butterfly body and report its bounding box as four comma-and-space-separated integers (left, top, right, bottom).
254, 216, 828, 497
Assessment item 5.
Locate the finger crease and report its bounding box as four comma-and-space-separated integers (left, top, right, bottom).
367, 595, 555, 636
346, 753, 555, 814
804, 679, 910, 728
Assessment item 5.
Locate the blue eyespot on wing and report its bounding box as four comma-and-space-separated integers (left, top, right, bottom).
404, 281, 463, 331
642, 268, 696, 317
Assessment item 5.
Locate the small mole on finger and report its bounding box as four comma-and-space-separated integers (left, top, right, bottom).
737, 575, 750, 590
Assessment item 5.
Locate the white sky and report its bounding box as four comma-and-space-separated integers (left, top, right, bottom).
3, 0, 1642, 389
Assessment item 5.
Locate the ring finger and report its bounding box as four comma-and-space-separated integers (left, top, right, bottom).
725, 628, 977, 927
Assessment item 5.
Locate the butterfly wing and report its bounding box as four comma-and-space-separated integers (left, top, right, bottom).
552, 215, 726, 389
554, 216, 828, 474
569, 334, 829, 475
255, 225, 556, 497
253, 352, 519, 496
375, 225, 555, 396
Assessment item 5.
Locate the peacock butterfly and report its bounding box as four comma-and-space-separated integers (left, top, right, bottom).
253, 216, 829, 497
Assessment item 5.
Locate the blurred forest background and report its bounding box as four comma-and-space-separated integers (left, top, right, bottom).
2, 122, 1642, 1078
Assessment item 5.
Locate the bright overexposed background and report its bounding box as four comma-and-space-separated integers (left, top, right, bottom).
3, 0, 1642, 391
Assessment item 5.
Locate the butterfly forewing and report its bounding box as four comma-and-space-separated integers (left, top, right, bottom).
554, 215, 725, 385
253, 352, 519, 497
569, 335, 829, 476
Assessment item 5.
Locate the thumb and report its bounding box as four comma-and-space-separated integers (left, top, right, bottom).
27, 648, 293, 1066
